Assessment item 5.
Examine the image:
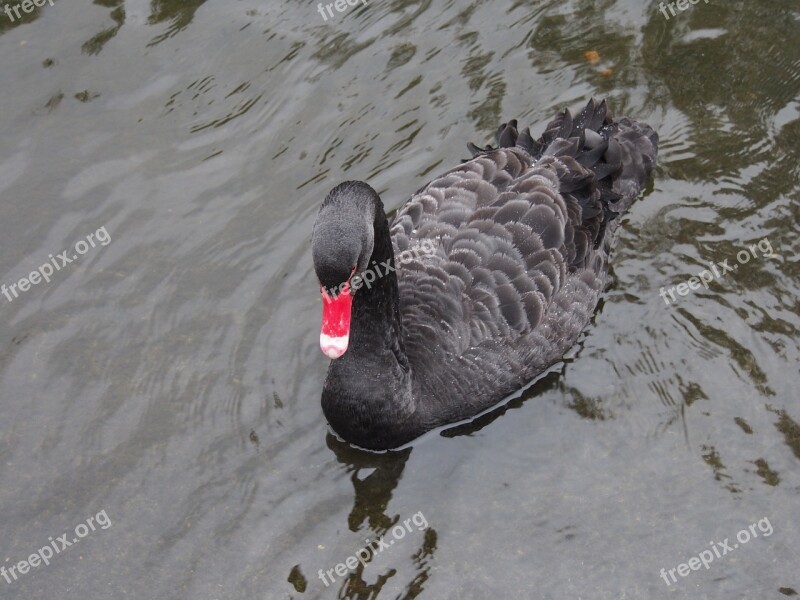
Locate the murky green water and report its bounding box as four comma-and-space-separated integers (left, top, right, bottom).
1, 0, 798, 598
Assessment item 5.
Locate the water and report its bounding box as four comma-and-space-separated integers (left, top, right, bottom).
1, 0, 798, 598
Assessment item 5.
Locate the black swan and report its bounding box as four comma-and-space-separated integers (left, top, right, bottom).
312, 99, 658, 450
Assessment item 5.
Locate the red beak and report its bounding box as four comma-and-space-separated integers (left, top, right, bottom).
320, 283, 353, 359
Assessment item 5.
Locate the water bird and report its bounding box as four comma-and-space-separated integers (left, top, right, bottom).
311, 99, 658, 450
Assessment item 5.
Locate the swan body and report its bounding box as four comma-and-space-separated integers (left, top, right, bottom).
312, 99, 658, 450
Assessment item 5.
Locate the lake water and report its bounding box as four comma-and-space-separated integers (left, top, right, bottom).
0, 0, 798, 598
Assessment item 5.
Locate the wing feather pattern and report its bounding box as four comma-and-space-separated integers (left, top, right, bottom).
387, 99, 657, 408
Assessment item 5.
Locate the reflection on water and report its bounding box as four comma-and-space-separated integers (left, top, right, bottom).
82, 0, 124, 56
323, 435, 436, 598
0, 0, 798, 597
147, 0, 208, 45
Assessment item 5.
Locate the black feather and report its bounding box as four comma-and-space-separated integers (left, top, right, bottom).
315, 99, 659, 450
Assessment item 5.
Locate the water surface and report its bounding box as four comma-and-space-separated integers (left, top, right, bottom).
0, 0, 798, 598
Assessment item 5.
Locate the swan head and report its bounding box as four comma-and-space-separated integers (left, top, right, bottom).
312, 181, 379, 359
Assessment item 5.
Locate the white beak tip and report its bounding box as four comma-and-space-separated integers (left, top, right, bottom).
320, 334, 349, 359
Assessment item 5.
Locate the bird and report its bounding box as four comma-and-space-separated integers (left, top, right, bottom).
311, 99, 658, 451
